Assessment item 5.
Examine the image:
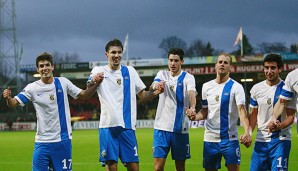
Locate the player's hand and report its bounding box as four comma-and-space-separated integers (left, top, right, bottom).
240, 133, 252, 148
185, 108, 196, 121
156, 81, 165, 93
153, 81, 165, 95
268, 120, 280, 133
92, 72, 104, 85
2, 87, 12, 100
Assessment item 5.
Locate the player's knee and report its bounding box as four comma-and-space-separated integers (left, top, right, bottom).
154, 163, 164, 171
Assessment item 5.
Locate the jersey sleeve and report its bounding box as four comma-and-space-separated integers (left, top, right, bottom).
87, 66, 103, 84
129, 66, 146, 94
201, 83, 208, 108
286, 94, 297, 109
280, 71, 296, 101
249, 85, 258, 108
62, 77, 82, 99
234, 83, 246, 106
153, 70, 163, 83
14, 84, 33, 107
186, 73, 196, 92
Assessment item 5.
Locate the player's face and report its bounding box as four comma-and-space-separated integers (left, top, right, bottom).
105, 46, 122, 70
168, 54, 183, 76
37, 60, 54, 78
215, 55, 231, 77
264, 61, 281, 83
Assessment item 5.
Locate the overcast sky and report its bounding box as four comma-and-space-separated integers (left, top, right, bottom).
14, 0, 298, 64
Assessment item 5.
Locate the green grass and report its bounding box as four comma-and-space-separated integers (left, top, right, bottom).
1, 126, 298, 170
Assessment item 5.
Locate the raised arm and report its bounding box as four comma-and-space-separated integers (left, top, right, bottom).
2, 87, 19, 108
137, 88, 162, 102
137, 81, 165, 102
80, 72, 104, 100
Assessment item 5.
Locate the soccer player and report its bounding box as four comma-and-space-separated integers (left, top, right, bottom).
249, 53, 296, 171
186, 53, 252, 171
2, 52, 101, 171
269, 66, 298, 129
150, 48, 196, 171
87, 39, 163, 171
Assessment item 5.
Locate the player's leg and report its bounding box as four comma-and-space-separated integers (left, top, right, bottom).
174, 160, 186, 171
105, 160, 118, 171
50, 139, 72, 171
125, 162, 139, 171
32, 142, 51, 171
270, 140, 291, 171
153, 158, 166, 171
171, 132, 190, 171
221, 140, 240, 171
118, 127, 139, 171
99, 128, 120, 170
152, 129, 171, 171
203, 141, 221, 171
250, 142, 270, 171
226, 164, 239, 171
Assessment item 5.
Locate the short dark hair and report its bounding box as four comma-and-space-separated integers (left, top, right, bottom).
168, 48, 184, 60
263, 53, 283, 69
36, 52, 53, 67
105, 39, 123, 52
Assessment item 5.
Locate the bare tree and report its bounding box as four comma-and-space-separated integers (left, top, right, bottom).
186, 40, 214, 57
159, 36, 187, 58
52, 51, 81, 63
256, 42, 289, 54
290, 43, 298, 53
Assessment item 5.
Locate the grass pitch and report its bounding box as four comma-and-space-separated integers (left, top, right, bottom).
1, 126, 298, 170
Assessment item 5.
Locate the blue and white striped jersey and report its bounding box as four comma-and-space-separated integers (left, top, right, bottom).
88, 65, 146, 130
153, 70, 196, 134
280, 68, 298, 110
202, 78, 245, 142
15, 77, 82, 142
250, 80, 295, 142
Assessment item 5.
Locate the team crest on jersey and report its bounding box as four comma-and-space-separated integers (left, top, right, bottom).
215, 95, 219, 102
49, 94, 55, 101
170, 85, 174, 91
267, 98, 271, 105
117, 79, 121, 85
